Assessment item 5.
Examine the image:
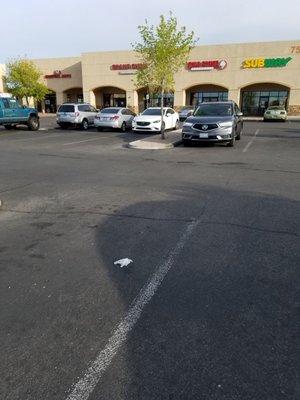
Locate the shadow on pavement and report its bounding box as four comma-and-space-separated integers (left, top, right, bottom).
91, 185, 299, 400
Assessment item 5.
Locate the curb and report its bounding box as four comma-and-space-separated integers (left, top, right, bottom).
128, 130, 182, 150
128, 138, 182, 150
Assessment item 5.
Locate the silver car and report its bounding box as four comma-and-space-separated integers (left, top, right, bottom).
182, 101, 243, 147
94, 107, 136, 132
56, 103, 98, 130
178, 106, 194, 121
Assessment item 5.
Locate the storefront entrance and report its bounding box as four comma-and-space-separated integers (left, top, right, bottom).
103, 93, 126, 108
44, 92, 57, 113
137, 89, 174, 112
186, 84, 228, 107
241, 83, 289, 116
63, 87, 83, 104
93, 87, 126, 109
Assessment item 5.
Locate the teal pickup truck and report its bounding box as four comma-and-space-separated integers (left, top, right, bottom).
0, 94, 40, 130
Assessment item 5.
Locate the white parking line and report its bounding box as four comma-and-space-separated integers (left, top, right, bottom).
243, 129, 260, 153
11, 133, 62, 142
65, 219, 199, 400
62, 138, 105, 146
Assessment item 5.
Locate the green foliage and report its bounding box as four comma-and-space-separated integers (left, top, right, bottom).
133, 14, 197, 93
4, 58, 50, 103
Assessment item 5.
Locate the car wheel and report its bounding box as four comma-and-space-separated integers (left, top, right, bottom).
97, 127, 103, 132
174, 120, 179, 130
121, 122, 126, 132
27, 116, 40, 131
236, 126, 242, 140
228, 131, 235, 147
81, 119, 89, 130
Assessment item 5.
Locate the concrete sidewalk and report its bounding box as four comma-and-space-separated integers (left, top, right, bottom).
128, 129, 182, 150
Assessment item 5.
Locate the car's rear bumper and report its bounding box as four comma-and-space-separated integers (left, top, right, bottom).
94, 120, 121, 129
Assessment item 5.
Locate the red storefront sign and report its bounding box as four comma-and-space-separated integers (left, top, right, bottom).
45, 70, 72, 79
110, 63, 145, 70
187, 60, 227, 71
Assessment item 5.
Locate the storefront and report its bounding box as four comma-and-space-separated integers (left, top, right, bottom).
241, 83, 289, 116
23, 40, 300, 115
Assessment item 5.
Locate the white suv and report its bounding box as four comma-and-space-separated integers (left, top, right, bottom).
56, 103, 98, 130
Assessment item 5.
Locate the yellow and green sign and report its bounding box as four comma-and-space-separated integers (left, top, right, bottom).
243, 57, 292, 69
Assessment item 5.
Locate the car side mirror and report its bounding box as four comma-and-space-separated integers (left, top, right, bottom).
166, 113, 171, 117
237, 111, 243, 116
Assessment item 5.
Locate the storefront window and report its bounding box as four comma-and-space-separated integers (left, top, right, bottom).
241, 90, 288, 116
190, 91, 228, 107
148, 93, 174, 108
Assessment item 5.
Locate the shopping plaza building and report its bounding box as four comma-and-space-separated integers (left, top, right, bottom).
1, 40, 300, 115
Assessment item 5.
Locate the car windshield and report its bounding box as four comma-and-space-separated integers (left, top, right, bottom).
267, 106, 285, 110
194, 104, 233, 116
142, 109, 162, 116
101, 108, 120, 114
58, 105, 75, 112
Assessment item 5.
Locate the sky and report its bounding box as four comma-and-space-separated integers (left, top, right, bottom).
1, 0, 299, 63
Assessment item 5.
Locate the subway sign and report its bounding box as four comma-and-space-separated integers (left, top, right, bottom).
242, 57, 292, 69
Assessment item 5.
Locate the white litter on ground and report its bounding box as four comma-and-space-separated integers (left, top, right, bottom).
113, 258, 133, 268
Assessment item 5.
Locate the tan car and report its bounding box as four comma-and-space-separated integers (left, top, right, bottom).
264, 106, 287, 122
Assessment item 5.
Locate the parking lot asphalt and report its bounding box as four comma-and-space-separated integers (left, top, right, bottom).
0, 119, 299, 400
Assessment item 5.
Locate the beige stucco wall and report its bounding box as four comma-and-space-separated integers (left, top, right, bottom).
173, 40, 300, 112
32, 56, 83, 106
30, 40, 300, 114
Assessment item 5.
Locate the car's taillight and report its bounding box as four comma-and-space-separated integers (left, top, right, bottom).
110, 115, 119, 120
75, 112, 80, 117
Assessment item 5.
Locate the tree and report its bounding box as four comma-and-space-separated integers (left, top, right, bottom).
133, 14, 197, 139
4, 59, 50, 106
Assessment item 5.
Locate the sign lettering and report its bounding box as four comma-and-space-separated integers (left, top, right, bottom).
242, 57, 292, 69
45, 70, 71, 79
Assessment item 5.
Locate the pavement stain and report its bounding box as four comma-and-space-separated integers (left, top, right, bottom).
30, 222, 54, 229
29, 254, 46, 260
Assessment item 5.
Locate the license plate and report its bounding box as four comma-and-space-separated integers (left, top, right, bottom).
199, 133, 208, 138
101, 117, 109, 121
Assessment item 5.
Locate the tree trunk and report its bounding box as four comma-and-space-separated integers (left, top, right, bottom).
25, 96, 29, 106
160, 87, 165, 140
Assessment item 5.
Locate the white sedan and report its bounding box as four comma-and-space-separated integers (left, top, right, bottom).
132, 107, 179, 133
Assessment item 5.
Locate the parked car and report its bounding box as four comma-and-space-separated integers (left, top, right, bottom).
178, 106, 194, 121
182, 101, 243, 147
132, 107, 179, 133
263, 106, 287, 122
56, 103, 98, 130
0, 93, 39, 131
94, 107, 136, 132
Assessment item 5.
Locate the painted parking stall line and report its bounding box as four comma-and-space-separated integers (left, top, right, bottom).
65, 219, 199, 400
62, 137, 106, 146
243, 129, 260, 153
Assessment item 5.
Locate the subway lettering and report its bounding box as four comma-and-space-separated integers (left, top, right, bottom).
243, 57, 292, 68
